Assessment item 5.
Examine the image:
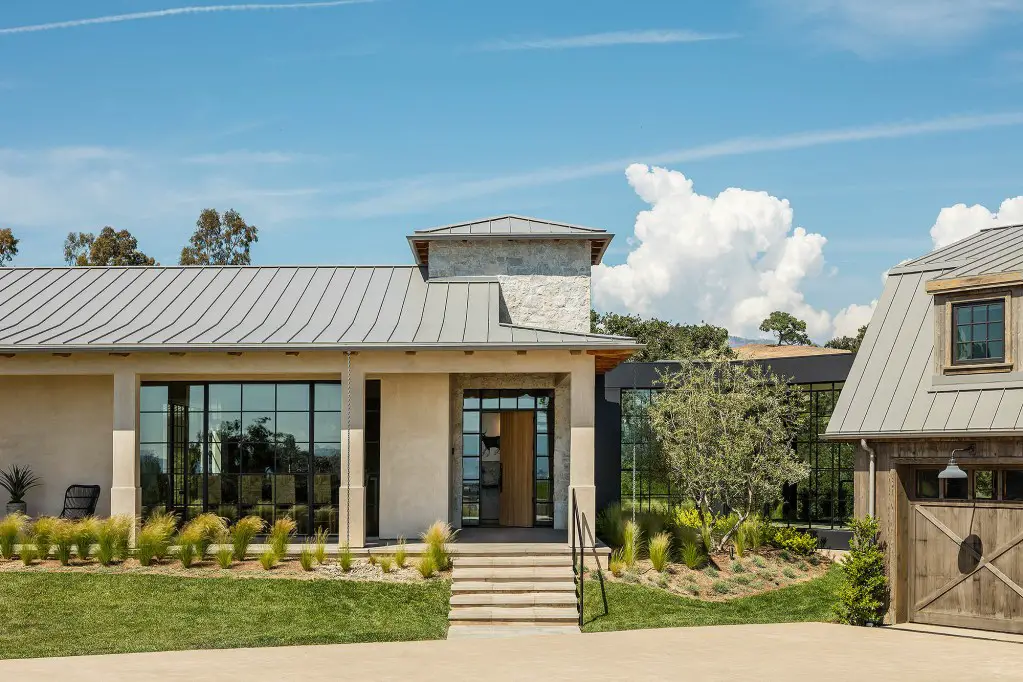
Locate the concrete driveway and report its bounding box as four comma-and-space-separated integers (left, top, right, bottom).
1, 622, 1019, 681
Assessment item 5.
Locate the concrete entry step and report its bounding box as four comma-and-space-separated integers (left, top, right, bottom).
453, 555, 574, 568
448, 606, 579, 623
451, 581, 578, 594
450, 592, 578, 607
452, 567, 575, 582
446, 624, 581, 639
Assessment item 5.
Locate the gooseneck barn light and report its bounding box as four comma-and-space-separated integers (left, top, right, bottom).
938, 444, 974, 480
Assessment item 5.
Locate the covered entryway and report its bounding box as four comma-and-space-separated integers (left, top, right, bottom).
909, 501, 1023, 633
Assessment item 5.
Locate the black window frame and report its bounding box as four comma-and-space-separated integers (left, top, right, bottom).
951, 299, 1006, 365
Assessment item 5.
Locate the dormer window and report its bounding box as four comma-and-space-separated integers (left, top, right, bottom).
953, 300, 1005, 365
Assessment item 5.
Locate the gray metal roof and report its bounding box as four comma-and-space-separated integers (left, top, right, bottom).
407, 215, 614, 267
0, 265, 640, 353
827, 224, 1023, 439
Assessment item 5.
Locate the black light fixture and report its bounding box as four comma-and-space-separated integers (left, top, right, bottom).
938, 444, 974, 480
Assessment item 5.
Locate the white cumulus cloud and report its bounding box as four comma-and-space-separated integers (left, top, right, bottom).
929, 197, 1023, 249
593, 164, 858, 340
833, 300, 877, 337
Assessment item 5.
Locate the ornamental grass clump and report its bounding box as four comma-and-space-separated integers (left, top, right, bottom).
94, 516, 133, 566
608, 548, 626, 577
679, 539, 705, 570
313, 528, 329, 564
298, 544, 315, 572
214, 531, 233, 569
51, 519, 76, 566
394, 536, 407, 569
269, 516, 297, 560
648, 532, 672, 573
339, 543, 354, 572
0, 512, 27, 560
174, 526, 202, 569
622, 520, 642, 568
421, 520, 456, 571
110, 516, 134, 562
378, 554, 394, 573
186, 513, 228, 561
32, 516, 58, 559
415, 553, 436, 578
19, 535, 38, 566
136, 513, 177, 566
259, 549, 278, 571
74, 517, 98, 562
231, 515, 265, 561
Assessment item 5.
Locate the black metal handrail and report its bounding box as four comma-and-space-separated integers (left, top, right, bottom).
571, 489, 608, 627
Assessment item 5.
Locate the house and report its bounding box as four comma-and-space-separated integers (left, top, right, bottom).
0, 216, 641, 547
826, 223, 1023, 634
598, 345, 856, 548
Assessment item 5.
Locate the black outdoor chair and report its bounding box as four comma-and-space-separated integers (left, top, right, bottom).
58, 485, 101, 520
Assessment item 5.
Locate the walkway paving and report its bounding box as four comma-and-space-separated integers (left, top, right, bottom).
2, 622, 1020, 681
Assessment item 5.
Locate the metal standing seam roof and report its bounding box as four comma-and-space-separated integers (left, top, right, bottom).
826, 223, 1023, 439
407, 215, 614, 267
0, 265, 641, 353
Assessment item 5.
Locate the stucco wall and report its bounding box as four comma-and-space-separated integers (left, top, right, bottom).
378, 373, 450, 539
449, 373, 571, 530
0, 375, 113, 517
427, 240, 591, 333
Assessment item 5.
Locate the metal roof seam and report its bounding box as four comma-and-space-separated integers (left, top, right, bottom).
0, 268, 84, 337
124, 268, 223, 344
262, 267, 320, 342
335, 267, 385, 343
227, 267, 300, 343
27, 269, 147, 345
79, 269, 188, 345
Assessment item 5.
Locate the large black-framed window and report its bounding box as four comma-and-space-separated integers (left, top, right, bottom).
461, 389, 553, 527
140, 381, 342, 535
953, 299, 1005, 364
620, 388, 669, 512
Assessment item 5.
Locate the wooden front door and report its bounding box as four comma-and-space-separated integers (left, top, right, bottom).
499, 411, 534, 528
910, 502, 1023, 633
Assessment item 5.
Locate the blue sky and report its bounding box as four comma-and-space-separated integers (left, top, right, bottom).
2, 0, 1022, 338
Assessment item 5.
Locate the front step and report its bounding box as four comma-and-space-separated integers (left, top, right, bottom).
452, 566, 574, 582
451, 592, 577, 607
448, 606, 579, 624
454, 555, 574, 568
451, 580, 578, 594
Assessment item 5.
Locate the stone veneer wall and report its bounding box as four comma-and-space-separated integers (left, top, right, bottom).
449, 373, 571, 530
427, 239, 591, 333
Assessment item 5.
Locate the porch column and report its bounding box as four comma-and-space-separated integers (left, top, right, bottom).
339, 357, 366, 547
569, 357, 596, 549
110, 370, 140, 524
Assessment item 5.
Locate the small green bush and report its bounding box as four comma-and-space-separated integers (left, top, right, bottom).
32, 517, 58, 559
95, 517, 132, 566
259, 549, 277, 570
608, 548, 626, 577
771, 526, 818, 556
174, 527, 201, 568
19, 536, 38, 565
230, 515, 265, 561
421, 520, 455, 571
136, 513, 177, 566
687, 584, 700, 596
751, 555, 767, 569
74, 517, 98, 561
731, 561, 746, 574
269, 516, 297, 559
215, 544, 234, 569
51, 519, 75, 566
416, 553, 436, 578
298, 545, 316, 572
394, 536, 407, 569
657, 575, 669, 589
186, 513, 227, 561
783, 567, 798, 579
712, 580, 730, 594
339, 543, 354, 572
378, 554, 394, 573
313, 527, 329, 565
778, 549, 791, 562
797, 561, 809, 572
703, 566, 719, 579
0, 513, 26, 559
732, 573, 752, 586
679, 539, 705, 570
649, 532, 672, 572
622, 520, 642, 568
835, 516, 889, 627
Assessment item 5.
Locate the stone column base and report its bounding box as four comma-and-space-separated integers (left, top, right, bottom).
569, 484, 596, 549
338, 485, 366, 548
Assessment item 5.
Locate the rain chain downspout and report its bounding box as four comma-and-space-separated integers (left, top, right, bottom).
861, 438, 876, 518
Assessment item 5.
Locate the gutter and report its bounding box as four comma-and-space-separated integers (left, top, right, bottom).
861, 439, 876, 518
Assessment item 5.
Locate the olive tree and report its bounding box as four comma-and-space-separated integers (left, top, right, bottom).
648, 355, 809, 551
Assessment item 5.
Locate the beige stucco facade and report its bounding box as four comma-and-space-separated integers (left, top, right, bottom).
0, 349, 598, 547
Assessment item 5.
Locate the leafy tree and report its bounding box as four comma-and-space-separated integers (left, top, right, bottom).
647, 355, 809, 551
179, 208, 258, 266
825, 324, 867, 353
591, 311, 730, 361
0, 227, 18, 266
63, 227, 156, 266
759, 310, 812, 346
835, 516, 889, 626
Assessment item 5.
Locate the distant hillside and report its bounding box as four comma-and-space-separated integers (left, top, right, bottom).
728, 335, 773, 348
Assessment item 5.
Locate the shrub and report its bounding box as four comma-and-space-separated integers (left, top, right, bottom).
136, 513, 176, 566
597, 503, 626, 548
215, 544, 234, 569
778, 549, 791, 562
74, 517, 98, 561
416, 553, 436, 578
174, 527, 201, 568
752, 555, 767, 569
298, 545, 315, 571
657, 575, 669, 589
622, 520, 642, 568
679, 539, 705, 570
712, 580, 730, 594
771, 526, 818, 556
19, 536, 38, 566
185, 513, 227, 561
731, 561, 746, 574
797, 561, 809, 572
339, 543, 353, 572
94, 516, 132, 566
51, 520, 76, 566
0, 513, 27, 559
703, 566, 719, 579
231, 515, 265, 561
394, 536, 407, 569
421, 520, 455, 571
649, 532, 672, 572
313, 527, 329, 565
378, 555, 394, 573
735, 515, 771, 556
269, 516, 297, 559
608, 548, 626, 577
783, 567, 797, 579
367, 553, 377, 566
32, 516, 58, 559
835, 516, 889, 627
687, 584, 700, 596
732, 573, 752, 586
259, 549, 278, 570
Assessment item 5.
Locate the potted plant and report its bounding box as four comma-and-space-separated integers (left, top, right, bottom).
0, 465, 41, 516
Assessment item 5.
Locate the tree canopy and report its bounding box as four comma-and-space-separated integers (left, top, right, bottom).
591, 310, 730, 361
825, 325, 868, 353
759, 311, 812, 346
0, 228, 18, 266
647, 356, 809, 550
63, 227, 156, 266
179, 208, 258, 266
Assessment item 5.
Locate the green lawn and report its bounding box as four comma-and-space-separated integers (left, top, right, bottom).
0, 573, 450, 660
582, 565, 842, 632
